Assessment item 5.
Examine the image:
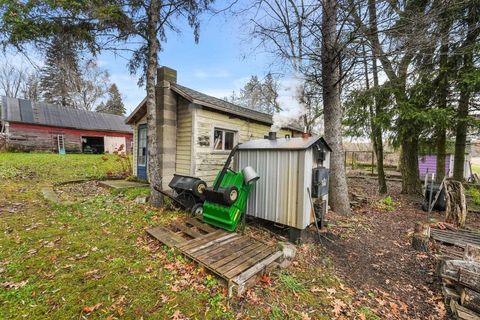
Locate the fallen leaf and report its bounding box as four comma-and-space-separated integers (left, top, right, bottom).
310, 286, 321, 293
82, 303, 102, 313
326, 287, 337, 295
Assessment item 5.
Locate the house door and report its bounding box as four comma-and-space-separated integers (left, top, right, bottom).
137, 124, 147, 181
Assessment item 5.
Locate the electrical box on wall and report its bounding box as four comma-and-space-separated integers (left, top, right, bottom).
312, 167, 329, 198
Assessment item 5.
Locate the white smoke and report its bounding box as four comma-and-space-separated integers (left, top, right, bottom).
270, 73, 307, 132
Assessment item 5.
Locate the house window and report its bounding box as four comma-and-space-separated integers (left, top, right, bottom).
214, 128, 236, 151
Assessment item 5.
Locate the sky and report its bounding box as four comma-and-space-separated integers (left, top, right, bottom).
3, 5, 305, 120
97, 11, 281, 115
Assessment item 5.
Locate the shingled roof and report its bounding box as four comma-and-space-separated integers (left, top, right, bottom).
1, 96, 132, 133
126, 83, 303, 132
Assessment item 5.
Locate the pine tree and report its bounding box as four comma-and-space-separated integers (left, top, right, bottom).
96, 84, 125, 116
40, 33, 82, 107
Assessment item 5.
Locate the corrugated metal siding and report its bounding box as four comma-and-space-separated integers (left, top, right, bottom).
238, 149, 309, 229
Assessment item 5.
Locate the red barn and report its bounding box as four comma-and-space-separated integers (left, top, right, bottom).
0, 96, 133, 153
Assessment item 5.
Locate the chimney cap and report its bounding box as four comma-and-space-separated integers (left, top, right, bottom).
157, 66, 177, 84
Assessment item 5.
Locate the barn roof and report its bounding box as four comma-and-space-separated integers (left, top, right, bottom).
0, 96, 132, 133
125, 83, 303, 132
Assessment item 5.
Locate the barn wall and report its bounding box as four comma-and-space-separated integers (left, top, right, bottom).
7, 122, 133, 153
193, 107, 292, 184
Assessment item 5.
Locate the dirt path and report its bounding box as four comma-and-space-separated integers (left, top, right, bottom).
323, 177, 448, 319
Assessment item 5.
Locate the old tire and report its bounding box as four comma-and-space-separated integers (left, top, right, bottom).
223, 186, 239, 205
192, 180, 207, 197
191, 203, 204, 216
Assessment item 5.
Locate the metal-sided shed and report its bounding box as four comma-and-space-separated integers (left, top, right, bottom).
236, 135, 331, 238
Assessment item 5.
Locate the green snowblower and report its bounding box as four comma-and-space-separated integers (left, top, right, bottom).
202, 145, 259, 232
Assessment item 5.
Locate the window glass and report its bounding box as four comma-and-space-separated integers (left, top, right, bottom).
137, 126, 147, 165
214, 129, 223, 150
224, 131, 234, 150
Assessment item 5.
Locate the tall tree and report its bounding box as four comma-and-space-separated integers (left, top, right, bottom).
103, 0, 213, 206
40, 33, 82, 107
0, 61, 29, 98
71, 60, 111, 111
246, 0, 352, 214
350, 0, 433, 194
321, 0, 351, 214
0, 0, 212, 207
233, 73, 280, 114
96, 83, 125, 115
453, 1, 480, 180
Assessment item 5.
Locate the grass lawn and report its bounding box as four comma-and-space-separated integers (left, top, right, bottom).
0, 152, 362, 319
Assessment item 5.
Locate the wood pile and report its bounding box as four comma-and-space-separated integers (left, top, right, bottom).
438, 244, 480, 319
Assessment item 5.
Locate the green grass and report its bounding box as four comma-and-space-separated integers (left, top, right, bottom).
0, 152, 123, 183
472, 164, 480, 175
0, 152, 361, 319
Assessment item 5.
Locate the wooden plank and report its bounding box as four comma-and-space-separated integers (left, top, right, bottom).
232, 251, 283, 285
196, 238, 254, 262
186, 217, 217, 233
193, 236, 251, 259
177, 230, 227, 250
187, 233, 238, 254
171, 222, 203, 238
223, 247, 275, 278
210, 242, 264, 269
146, 226, 186, 247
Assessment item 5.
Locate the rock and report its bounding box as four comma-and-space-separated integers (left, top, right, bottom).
135, 196, 148, 204
278, 242, 297, 259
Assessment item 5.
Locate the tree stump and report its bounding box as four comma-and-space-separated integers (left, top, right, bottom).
444, 179, 467, 228
412, 222, 430, 252
412, 234, 430, 252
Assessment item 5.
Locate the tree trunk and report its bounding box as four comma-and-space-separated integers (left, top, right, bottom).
400, 131, 421, 194
453, 88, 469, 181
445, 179, 467, 228
453, 3, 477, 181
322, 0, 350, 215
367, 0, 387, 194
436, 5, 451, 182
146, 0, 163, 207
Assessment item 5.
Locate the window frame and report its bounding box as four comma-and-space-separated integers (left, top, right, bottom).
212, 127, 237, 152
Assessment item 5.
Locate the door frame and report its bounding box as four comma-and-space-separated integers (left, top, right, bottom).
137, 124, 148, 181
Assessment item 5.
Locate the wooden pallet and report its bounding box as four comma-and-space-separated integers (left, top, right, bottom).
147, 217, 283, 296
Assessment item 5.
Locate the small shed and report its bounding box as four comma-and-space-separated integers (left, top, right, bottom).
236, 135, 331, 239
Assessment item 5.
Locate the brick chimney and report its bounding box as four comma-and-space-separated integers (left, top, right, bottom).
155, 66, 178, 189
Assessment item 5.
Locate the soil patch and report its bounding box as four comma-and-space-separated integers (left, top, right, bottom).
323, 177, 450, 319
54, 180, 108, 202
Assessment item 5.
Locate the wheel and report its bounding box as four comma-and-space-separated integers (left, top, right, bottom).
191, 203, 204, 216
192, 180, 207, 197
223, 186, 239, 205
421, 202, 428, 212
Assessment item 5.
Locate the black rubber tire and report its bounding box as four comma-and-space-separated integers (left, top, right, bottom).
223, 186, 239, 205
421, 202, 428, 212
191, 203, 204, 216
192, 180, 207, 197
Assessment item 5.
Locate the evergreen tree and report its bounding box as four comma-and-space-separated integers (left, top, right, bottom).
96, 84, 125, 115
40, 33, 82, 107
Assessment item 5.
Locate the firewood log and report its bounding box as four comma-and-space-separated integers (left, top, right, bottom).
461, 287, 480, 314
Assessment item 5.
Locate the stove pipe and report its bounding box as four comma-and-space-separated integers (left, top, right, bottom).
268, 131, 277, 140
